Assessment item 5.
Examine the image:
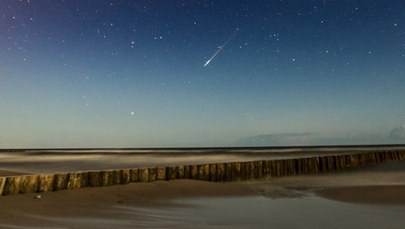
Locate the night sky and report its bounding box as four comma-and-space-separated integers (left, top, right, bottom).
1, 0, 405, 148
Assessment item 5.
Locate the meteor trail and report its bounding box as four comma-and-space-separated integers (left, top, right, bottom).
204, 29, 238, 67
204, 45, 225, 67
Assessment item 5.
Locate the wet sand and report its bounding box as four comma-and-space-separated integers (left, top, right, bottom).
1, 159, 405, 228
316, 185, 405, 205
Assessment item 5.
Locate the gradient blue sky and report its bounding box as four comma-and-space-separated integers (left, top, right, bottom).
1, 0, 405, 148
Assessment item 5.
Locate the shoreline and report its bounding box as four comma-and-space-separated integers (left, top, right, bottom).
1, 150, 404, 196
1, 160, 404, 228
1, 149, 405, 228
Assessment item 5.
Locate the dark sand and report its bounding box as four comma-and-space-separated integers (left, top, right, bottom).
316, 185, 405, 205
1, 159, 405, 228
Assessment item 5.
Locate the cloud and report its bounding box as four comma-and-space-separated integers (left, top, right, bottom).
310, 133, 384, 146
237, 133, 315, 146
237, 132, 388, 147
388, 125, 405, 141
237, 126, 405, 147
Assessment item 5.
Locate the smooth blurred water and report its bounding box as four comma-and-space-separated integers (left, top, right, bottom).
107, 195, 405, 229
2, 194, 404, 229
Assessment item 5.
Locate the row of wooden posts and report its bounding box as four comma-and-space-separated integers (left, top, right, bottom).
1, 150, 404, 196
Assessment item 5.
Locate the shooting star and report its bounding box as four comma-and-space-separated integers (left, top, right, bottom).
204, 29, 238, 67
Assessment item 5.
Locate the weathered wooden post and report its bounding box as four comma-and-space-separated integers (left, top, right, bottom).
166, 166, 177, 180
190, 165, 198, 179
302, 158, 309, 174
246, 161, 255, 180
272, 160, 279, 177
311, 157, 319, 173
391, 151, 399, 161
209, 164, 217, 182
294, 159, 302, 175
197, 164, 210, 181
101, 170, 114, 186
232, 162, 242, 181
239, 162, 247, 180
89, 171, 102, 187
109, 170, 120, 184
67, 172, 83, 190
0, 177, 5, 195
148, 168, 156, 182
156, 167, 166, 180
130, 168, 139, 182
225, 163, 233, 181
120, 169, 130, 184
262, 160, 272, 179
3, 176, 21, 195
183, 165, 191, 179
328, 156, 334, 171
338, 156, 346, 170
400, 151, 405, 160
216, 163, 226, 181
255, 161, 263, 179
358, 154, 366, 166
38, 174, 55, 192
54, 173, 69, 190
285, 159, 295, 176
138, 168, 149, 182
177, 165, 185, 179
319, 157, 327, 172
19, 175, 39, 193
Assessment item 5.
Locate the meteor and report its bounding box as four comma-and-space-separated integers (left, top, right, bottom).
204, 29, 238, 67
204, 45, 225, 67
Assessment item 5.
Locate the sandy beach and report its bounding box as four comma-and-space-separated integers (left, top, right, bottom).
1, 153, 405, 228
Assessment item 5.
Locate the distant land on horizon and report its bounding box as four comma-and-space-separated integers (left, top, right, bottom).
1, 144, 405, 153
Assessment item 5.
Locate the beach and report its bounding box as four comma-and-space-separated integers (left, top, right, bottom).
1, 148, 405, 228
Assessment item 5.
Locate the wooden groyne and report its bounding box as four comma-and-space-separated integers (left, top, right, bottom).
1, 150, 404, 196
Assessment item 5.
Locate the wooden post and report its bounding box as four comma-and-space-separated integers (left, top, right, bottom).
19, 175, 39, 193
285, 159, 295, 176
0, 177, 5, 195
183, 165, 191, 179
246, 161, 255, 180
121, 169, 131, 184
138, 168, 149, 182
209, 164, 217, 182
3, 177, 21, 195
232, 162, 241, 181
225, 163, 233, 181
67, 173, 81, 190
110, 170, 121, 185
156, 167, 166, 180
311, 157, 319, 173
197, 164, 210, 181
400, 151, 405, 160
166, 167, 177, 180
89, 171, 102, 187
54, 173, 69, 190
190, 165, 198, 179
216, 163, 226, 182
177, 165, 185, 179
130, 168, 139, 182
102, 170, 114, 186
38, 174, 55, 192
148, 168, 156, 182
262, 160, 272, 179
